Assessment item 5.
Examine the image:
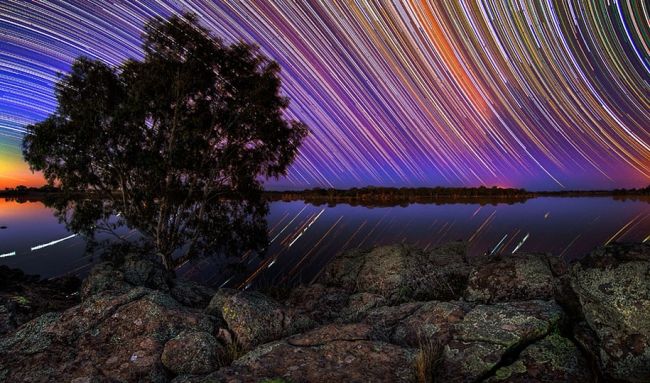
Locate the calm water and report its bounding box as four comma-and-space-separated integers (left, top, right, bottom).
1, 197, 648, 288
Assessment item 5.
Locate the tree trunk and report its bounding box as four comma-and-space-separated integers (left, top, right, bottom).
159, 251, 174, 271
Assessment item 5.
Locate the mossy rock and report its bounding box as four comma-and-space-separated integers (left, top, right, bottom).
319, 242, 471, 304
570, 242, 650, 381
465, 254, 555, 303
486, 334, 594, 382
207, 289, 315, 349
435, 300, 564, 382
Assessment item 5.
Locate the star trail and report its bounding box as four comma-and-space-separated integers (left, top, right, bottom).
1, 1, 649, 190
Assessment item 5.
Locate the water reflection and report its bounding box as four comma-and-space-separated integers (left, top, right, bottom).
1, 197, 649, 288
33, 191, 269, 272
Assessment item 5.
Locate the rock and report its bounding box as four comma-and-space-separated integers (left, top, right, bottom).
81, 255, 215, 309
206, 289, 315, 349
391, 300, 470, 347
81, 255, 174, 301
319, 248, 368, 291
464, 254, 555, 303
355, 245, 410, 299
339, 292, 387, 323
0, 265, 80, 334
361, 301, 424, 334
570, 242, 650, 382
318, 242, 471, 303
8, 241, 648, 383
440, 340, 506, 383
122, 256, 173, 290
80, 262, 131, 299
0, 297, 18, 335
454, 300, 563, 348
572, 320, 601, 371
0, 311, 62, 356
486, 334, 594, 382
283, 283, 349, 323
286, 323, 375, 346
169, 279, 215, 309
0, 287, 219, 382
233, 339, 417, 383
204, 288, 238, 316
437, 300, 564, 382
161, 330, 222, 375
175, 324, 418, 383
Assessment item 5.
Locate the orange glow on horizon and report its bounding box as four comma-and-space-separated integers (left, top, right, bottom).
0, 156, 46, 189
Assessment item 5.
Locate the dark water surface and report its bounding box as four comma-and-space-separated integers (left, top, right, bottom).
1, 197, 648, 289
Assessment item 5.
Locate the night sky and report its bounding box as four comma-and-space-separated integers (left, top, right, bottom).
0, 1, 648, 190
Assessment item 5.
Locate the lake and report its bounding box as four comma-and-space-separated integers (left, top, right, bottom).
1, 196, 648, 289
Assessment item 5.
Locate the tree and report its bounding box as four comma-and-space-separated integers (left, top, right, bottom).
22, 13, 308, 269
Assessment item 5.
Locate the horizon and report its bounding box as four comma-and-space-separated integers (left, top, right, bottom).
1, 2, 649, 190
3, 182, 649, 194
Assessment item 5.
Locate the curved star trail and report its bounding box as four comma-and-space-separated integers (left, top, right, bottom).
0, 1, 648, 190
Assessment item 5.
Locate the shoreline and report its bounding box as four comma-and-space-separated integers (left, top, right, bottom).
0, 241, 648, 382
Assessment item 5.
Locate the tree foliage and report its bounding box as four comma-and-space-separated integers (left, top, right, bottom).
23, 13, 308, 269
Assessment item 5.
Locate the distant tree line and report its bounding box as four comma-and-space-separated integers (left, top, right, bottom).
4, 184, 649, 200
536, 185, 650, 197
266, 185, 650, 204
267, 186, 533, 202
0, 185, 60, 196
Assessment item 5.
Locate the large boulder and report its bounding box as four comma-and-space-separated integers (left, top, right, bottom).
319, 242, 471, 303
173, 323, 418, 383
81, 256, 214, 309
206, 289, 315, 349
359, 301, 425, 334
80, 261, 133, 299
161, 330, 222, 375
486, 333, 594, 382
338, 292, 387, 323
437, 300, 564, 382
283, 283, 350, 324
464, 254, 556, 303
0, 287, 221, 382
391, 300, 470, 347
570, 242, 650, 382
453, 301, 563, 348
169, 279, 216, 309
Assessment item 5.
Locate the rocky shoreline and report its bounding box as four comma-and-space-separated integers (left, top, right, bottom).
1, 242, 649, 382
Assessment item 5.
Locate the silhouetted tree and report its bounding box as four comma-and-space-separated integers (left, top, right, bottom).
22, 13, 308, 269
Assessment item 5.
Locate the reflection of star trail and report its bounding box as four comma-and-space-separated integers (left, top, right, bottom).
287, 209, 325, 248
468, 210, 497, 242
511, 233, 530, 254
270, 205, 307, 243
605, 213, 646, 245
0, 251, 16, 258
1, 1, 649, 190
30, 234, 77, 251
490, 234, 508, 255
1, 198, 649, 287
285, 216, 343, 283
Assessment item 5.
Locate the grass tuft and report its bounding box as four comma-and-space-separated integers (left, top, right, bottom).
415, 336, 444, 383
217, 341, 247, 367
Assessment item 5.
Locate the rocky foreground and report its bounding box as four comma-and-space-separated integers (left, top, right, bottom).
1, 242, 649, 383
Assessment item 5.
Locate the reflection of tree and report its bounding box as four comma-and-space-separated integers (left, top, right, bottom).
42, 194, 269, 268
